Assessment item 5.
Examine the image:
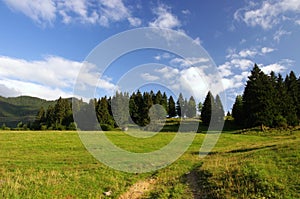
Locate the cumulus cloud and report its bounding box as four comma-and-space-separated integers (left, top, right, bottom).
3, 0, 141, 27
234, 0, 300, 29
149, 4, 181, 29
155, 66, 179, 79
141, 73, 159, 81
0, 84, 21, 97
260, 63, 286, 74
0, 55, 116, 99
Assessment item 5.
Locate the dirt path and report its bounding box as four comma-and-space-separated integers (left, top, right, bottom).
118, 178, 156, 199
186, 170, 202, 199
186, 168, 216, 199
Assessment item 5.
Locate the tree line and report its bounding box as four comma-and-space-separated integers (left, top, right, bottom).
232, 64, 300, 128
31, 90, 212, 131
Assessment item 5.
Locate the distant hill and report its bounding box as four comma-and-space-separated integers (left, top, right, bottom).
0, 96, 56, 127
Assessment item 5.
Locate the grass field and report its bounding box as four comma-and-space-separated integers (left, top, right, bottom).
0, 130, 299, 198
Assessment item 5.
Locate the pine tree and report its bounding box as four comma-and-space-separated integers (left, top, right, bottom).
161, 92, 168, 112
232, 95, 244, 126
46, 105, 55, 128
201, 91, 214, 126
33, 107, 46, 129
243, 64, 276, 127
111, 92, 129, 127
176, 93, 184, 117
285, 71, 299, 125
142, 91, 153, 125
168, 96, 176, 118
186, 96, 196, 118
214, 95, 225, 123
96, 97, 114, 128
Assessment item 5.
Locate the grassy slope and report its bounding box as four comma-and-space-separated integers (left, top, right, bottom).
0, 131, 299, 198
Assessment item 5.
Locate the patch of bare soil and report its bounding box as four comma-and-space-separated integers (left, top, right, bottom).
118, 178, 156, 199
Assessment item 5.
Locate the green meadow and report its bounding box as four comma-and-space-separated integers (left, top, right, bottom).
0, 130, 299, 198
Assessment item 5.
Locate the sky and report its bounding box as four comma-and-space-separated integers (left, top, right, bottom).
0, 0, 300, 111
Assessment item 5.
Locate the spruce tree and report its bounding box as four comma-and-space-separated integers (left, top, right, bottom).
214, 95, 225, 123
96, 97, 114, 127
201, 91, 214, 126
168, 96, 176, 118
186, 96, 196, 118
232, 95, 244, 126
176, 93, 184, 117
285, 71, 299, 125
111, 92, 129, 127
161, 92, 168, 112
243, 64, 275, 127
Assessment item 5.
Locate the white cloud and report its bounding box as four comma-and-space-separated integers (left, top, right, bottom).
0, 55, 116, 99
154, 53, 172, 61
234, 0, 300, 29
128, 17, 142, 27
227, 47, 276, 60
260, 63, 286, 74
218, 63, 233, 77
149, 4, 181, 29
273, 28, 291, 42
261, 47, 275, 54
231, 59, 254, 70
181, 9, 190, 15
3, 0, 140, 27
193, 37, 202, 45
220, 59, 254, 72
0, 78, 73, 99
155, 66, 179, 79
141, 73, 160, 81
238, 49, 258, 58
0, 84, 21, 97
170, 57, 209, 68
99, 0, 129, 23
3, 0, 56, 25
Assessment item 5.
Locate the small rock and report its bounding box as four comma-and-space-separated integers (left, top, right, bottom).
103, 190, 112, 196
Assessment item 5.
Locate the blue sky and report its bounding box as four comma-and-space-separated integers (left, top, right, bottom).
0, 0, 300, 111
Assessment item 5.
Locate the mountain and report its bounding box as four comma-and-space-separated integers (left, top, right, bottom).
0, 96, 56, 128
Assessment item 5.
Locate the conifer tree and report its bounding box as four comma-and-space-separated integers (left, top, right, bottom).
168, 96, 176, 118
176, 93, 184, 117
201, 91, 214, 126
232, 95, 244, 126
186, 96, 196, 118
214, 95, 225, 123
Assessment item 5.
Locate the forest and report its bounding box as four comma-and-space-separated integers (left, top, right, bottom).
232, 64, 300, 128
3, 64, 300, 131
30, 90, 224, 131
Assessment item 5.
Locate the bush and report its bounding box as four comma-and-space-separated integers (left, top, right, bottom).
100, 124, 114, 131
274, 115, 288, 128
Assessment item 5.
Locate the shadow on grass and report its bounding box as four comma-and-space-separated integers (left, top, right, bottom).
226, 144, 276, 154
182, 163, 218, 199
193, 144, 277, 156
159, 119, 242, 133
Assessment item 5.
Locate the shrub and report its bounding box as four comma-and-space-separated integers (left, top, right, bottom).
100, 124, 114, 131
